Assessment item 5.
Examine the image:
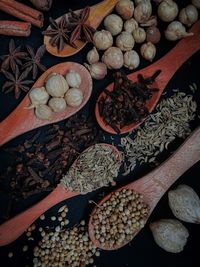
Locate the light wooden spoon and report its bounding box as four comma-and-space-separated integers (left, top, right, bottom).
0, 62, 92, 147
0, 143, 121, 246
95, 20, 200, 135
89, 126, 200, 250
44, 0, 119, 57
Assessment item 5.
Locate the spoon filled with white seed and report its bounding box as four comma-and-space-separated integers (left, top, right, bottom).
89, 127, 200, 250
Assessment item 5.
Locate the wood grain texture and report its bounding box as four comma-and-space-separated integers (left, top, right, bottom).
89, 127, 200, 250
95, 20, 200, 135
44, 0, 119, 57
0, 62, 92, 147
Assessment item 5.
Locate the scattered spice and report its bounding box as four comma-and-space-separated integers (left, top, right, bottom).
61, 144, 121, 193
0, 20, 31, 37
22, 45, 46, 79
120, 90, 197, 175
98, 70, 160, 133
33, 222, 99, 267
91, 188, 149, 248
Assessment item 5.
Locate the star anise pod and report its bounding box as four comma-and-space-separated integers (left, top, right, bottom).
2, 66, 33, 99
68, 7, 95, 45
42, 16, 71, 52
22, 45, 46, 79
0, 39, 27, 72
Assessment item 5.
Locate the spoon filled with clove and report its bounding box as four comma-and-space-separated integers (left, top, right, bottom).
43, 0, 118, 57
95, 20, 200, 135
0, 143, 121, 246
89, 127, 200, 250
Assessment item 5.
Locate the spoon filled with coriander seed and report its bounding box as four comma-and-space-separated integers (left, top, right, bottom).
89, 127, 200, 250
0, 143, 121, 246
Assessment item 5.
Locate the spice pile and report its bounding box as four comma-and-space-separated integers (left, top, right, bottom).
33, 221, 100, 267
0, 114, 100, 218
91, 188, 149, 248
29, 70, 83, 120
120, 90, 197, 175
61, 144, 121, 193
0, 39, 46, 99
98, 70, 160, 133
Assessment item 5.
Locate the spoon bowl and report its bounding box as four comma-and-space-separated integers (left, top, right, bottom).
0, 143, 121, 246
44, 0, 119, 57
95, 20, 200, 135
0, 62, 92, 147
89, 127, 200, 250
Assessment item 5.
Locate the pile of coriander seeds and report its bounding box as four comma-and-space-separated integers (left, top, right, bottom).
91, 188, 149, 249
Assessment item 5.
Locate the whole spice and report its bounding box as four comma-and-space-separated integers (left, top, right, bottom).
140, 42, 156, 61
22, 45, 46, 79
179, 5, 198, 27
168, 184, 200, 223
29, 87, 49, 107
35, 104, 52, 120
102, 47, 124, 69
28, 0, 52, 11
115, 0, 135, 20
123, 50, 140, 70
64, 87, 83, 107
146, 26, 161, 44
134, 0, 152, 24
98, 70, 160, 133
103, 14, 123, 36
0, 20, 31, 37
0, 39, 27, 72
65, 70, 81, 88
165, 21, 193, 41
61, 144, 121, 193
48, 97, 67, 112
116, 31, 135, 51
150, 219, 189, 253
1, 65, 33, 99
45, 73, 69, 97
84, 62, 107, 80
93, 30, 113, 50
124, 18, 138, 33
91, 189, 149, 248
157, 0, 179, 22
132, 27, 146, 44
86, 47, 99, 64
191, 0, 200, 9
120, 90, 197, 175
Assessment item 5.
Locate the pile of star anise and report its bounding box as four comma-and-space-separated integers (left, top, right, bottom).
42, 6, 95, 52
0, 39, 46, 99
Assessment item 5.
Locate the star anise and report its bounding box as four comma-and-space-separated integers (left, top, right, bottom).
22, 45, 46, 79
0, 39, 27, 73
68, 7, 95, 45
42, 16, 71, 52
2, 66, 33, 99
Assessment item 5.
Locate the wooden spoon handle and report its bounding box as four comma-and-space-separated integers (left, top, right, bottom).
132, 126, 200, 211
0, 186, 78, 246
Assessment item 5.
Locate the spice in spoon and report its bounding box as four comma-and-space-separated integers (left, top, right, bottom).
61, 144, 121, 193
91, 188, 149, 249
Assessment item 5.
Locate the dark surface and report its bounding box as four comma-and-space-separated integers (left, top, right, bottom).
0, 0, 200, 266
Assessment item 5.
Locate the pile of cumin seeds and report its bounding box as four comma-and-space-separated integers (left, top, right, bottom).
119, 91, 197, 175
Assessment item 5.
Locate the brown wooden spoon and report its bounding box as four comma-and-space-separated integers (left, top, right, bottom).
0, 143, 121, 246
43, 0, 119, 57
0, 62, 92, 147
89, 127, 200, 250
95, 20, 200, 135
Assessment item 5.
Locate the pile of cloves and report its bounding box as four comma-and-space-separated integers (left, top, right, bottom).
98, 70, 161, 133
0, 114, 101, 219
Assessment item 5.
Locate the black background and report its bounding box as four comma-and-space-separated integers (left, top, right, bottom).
0, 0, 200, 266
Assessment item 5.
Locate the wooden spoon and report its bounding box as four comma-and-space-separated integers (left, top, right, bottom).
95, 20, 200, 135
0, 62, 92, 147
44, 0, 119, 57
0, 143, 121, 246
89, 127, 200, 250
